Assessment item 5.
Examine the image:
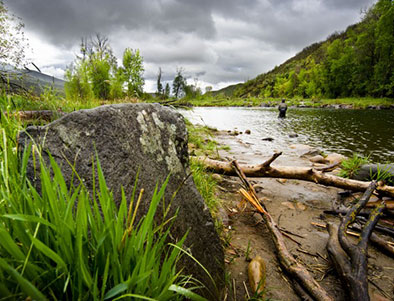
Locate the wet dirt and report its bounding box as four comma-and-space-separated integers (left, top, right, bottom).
212, 131, 394, 301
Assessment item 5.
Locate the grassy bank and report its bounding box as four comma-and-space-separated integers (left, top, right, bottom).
186, 120, 223, 217
180, 95, 394, 109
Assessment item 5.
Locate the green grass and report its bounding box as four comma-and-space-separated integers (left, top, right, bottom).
185, 120, 222, 218
190, 160, 219, 214
0, 89, 142, 113
370, 164, 394, 185
338, 153, 370, 178
0, 113, 207, 300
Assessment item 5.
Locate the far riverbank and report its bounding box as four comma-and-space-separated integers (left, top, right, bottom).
180, 96, 394, 110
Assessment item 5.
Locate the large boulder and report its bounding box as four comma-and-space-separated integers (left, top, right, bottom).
18, 103, 224, 297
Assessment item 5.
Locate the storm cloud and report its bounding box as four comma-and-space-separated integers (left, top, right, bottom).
5, 0, 376, 91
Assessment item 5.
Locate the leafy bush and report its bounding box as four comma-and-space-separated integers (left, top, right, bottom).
0, 114, 206, 300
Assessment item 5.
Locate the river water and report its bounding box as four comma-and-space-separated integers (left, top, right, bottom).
180, 107, 394, 163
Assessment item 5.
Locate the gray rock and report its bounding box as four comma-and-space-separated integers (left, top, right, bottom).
18, 103, 224, 297
352, 164, 394, 184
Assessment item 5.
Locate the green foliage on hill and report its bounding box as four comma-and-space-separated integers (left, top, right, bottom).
233, 0, 394, 99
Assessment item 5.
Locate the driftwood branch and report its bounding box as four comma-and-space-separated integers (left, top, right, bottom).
327, 181, 386, 301
4, 110, 65, 122
197, 153, 394, 197
231, 160, 333, 301
312, 222, 394, 258
325, 209, 394, 238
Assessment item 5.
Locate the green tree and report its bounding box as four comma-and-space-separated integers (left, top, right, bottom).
64, 59, 93, 100
122, 48, 144, 97
322, 39, 355, 97
65, 35, 117, 100
0, 0, 28, 91
89, 52, 111, 99
109, 67, 124, 99
0, 1, 26, 67
373, 0, 394, 96
164, 82, 170, 98
89, 34, 117, 99
172, 68, 186, 98
156, 67, 163, 97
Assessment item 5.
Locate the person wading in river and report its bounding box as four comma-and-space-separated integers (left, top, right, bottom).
278, 98, 287, 118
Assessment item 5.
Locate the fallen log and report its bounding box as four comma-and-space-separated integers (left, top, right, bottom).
327, 181, 386, 301
196, 153, 394, 197
4, 110, 66, 122
232, 160, 333, 301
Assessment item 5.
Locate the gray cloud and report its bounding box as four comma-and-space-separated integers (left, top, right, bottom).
5, 0, 377, 90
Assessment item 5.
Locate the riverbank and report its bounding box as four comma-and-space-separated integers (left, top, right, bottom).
200, 128, 394, 300
181, 96, 394, 110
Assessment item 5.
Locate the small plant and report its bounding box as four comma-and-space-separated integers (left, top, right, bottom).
248, 286, 273, 301
370, 164, 394, 185
338, 153, 369, 178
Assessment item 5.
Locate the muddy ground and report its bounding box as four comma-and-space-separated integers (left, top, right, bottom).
210, 131, 394, 301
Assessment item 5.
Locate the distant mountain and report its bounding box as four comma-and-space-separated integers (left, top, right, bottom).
221, 0, 394, 99
0, 64, 65, 95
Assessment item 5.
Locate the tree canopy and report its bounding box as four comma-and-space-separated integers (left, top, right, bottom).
0, 1, 26, 67
65, 35, 145, 100
233, 0, 394, 99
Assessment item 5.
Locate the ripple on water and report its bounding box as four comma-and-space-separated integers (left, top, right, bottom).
180, 107, 394, 163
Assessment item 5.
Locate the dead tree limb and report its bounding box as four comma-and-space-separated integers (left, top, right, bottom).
4, 110, 65, 122
327, 181, 386, 301
312, 222, 394, 258
350, 223, 394, 258
196, 153, 394, 197
324, 209, 394, 238
231, 160, 333, 301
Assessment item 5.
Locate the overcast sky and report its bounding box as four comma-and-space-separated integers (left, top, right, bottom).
6, 0, 376, 92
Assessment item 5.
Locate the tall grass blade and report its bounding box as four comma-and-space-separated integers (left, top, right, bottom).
0, 258, 47, 301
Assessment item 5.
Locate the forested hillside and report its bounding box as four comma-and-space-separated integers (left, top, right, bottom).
233, 0, 394, 99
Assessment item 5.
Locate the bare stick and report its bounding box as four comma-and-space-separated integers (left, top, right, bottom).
232, 160, 333, 301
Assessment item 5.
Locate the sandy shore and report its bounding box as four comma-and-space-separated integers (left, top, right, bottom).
212, 131, 394, 301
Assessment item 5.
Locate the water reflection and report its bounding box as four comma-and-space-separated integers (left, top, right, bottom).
180, 107, 394, 163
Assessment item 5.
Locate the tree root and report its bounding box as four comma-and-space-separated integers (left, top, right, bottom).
326, 181, 386, 301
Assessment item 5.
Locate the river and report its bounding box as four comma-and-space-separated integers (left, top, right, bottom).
180, 107, 394, 163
